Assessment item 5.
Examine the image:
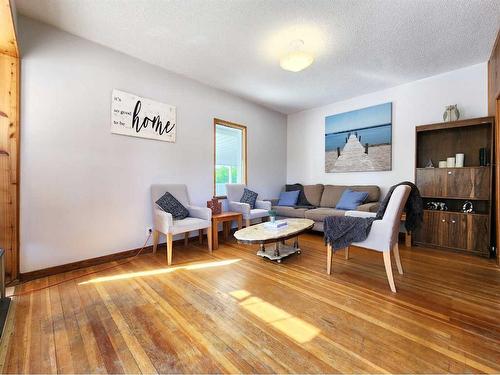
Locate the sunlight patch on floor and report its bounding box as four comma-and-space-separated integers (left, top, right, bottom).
229, 289, 320, 343
79, 259, 241, 285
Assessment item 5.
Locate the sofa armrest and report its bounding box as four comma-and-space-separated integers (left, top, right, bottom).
187, 205, 212, 221
255, 200, 271, 210
228, 201, 251, 215
345, 210, 377, 218
153, 207, 173, 233
356, 202, 379, 212
269, 198, 280, 206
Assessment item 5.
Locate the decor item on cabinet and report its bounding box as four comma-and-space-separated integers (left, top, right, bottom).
325, 102, 392, 173
207, 198, 222, 215
446, 157, 455, 168
425, 159, 434, 168
415, 116, 493, 257
427, 201, 448, 211
462, 201, 474, 213
455, 153, 464, 167
479, 147, 490, 166
443, 104, 460, 122
268, 209, 277, 223
438, 161, 447, 168
111, 89, 176, 142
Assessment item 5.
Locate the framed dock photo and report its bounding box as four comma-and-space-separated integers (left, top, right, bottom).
325, 102, 392, 173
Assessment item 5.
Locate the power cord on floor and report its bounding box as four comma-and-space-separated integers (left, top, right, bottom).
9, 231, 152, 298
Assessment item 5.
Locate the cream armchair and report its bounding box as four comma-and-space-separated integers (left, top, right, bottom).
151, 184, 212, 265
226, 184, 271, 227
326, 185, 411, 293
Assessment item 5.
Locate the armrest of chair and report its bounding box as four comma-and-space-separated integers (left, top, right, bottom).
228, 201, 251, 215
153, 207, 173, 233
255, 200, 271, 210
187, 205, 212, 221
345, 211, 377, 218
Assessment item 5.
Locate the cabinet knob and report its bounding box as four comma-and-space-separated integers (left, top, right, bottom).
441, 219, 446, 223
451, 220, 456, 224
447, 171, 452, 175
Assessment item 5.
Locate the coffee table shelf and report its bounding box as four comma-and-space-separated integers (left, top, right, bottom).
234, 219, 314, 263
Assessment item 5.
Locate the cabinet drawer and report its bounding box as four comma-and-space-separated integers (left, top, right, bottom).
445, 168, 490, 199
415, 210, 490, 254
416, 167, 490, 199
440, 212, 467, 250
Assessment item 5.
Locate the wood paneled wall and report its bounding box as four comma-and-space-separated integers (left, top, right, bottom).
488, 30, 500, 116
0, 0, 19, 281
489, 29, 500, 265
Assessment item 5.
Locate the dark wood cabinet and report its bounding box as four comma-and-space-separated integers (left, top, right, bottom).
414, 117, 494, 257
415, 211, 489, 255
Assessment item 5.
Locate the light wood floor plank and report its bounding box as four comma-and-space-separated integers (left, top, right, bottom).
1, 233, 499, 374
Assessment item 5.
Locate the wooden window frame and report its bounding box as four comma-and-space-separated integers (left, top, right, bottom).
213, 118, 247, 199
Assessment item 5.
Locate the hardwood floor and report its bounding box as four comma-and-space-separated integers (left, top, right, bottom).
1, 232, 499, 373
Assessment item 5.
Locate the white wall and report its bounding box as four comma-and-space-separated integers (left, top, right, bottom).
287, 63, 488, 194
19, 17, 287, 273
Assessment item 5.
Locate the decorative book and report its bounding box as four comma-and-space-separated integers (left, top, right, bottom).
264, 220, 288, 229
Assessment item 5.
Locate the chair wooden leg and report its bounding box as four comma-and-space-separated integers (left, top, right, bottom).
153, 230, 159, 254
392, 242, 404, 275
166, 233, 173, 265
207, 226, 213, 253
383, 251, 396, 293
327, 244, 333, 275
246, 218, 251, 228
345, 246, 349, 260
198, 229, 203, 244
184, 232, 189, 246
405, 231, 412, 248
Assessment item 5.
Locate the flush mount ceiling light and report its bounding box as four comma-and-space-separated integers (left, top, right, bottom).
280, 39, 314, 72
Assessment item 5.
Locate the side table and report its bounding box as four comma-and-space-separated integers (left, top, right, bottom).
212, 212, 243, 250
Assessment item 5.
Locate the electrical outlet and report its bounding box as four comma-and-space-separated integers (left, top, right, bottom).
146, 227, 153, 236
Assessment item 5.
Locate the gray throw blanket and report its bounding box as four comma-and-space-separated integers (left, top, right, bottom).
324, 215, 375, 250
324, 181, 422, 251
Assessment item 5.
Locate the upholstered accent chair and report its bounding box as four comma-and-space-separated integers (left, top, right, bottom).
225, 184, 271, 227
151, 184, 212, 265
326, 185, 411, 293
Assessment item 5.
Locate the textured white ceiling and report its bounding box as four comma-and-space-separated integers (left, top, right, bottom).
14, 0, 500, 114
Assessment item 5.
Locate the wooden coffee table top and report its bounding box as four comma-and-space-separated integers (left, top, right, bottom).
234, 218, 314, 245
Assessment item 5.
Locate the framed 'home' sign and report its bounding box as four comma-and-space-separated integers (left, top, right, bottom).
111, 89, 176, 142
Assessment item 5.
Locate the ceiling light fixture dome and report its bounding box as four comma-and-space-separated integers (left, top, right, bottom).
280, 39, 314, 72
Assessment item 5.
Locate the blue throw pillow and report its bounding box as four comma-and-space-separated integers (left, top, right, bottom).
278, 190, 300, 206
240, 188, 258, 209
335, 189, 369, 210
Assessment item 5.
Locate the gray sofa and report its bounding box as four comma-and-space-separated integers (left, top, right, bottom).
271, 184, 380, 231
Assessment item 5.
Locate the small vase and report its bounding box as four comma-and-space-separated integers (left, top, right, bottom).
270, 216, 276, 223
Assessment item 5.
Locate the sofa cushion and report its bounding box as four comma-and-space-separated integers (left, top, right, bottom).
320, 185, 380, 207
304, 207, 347, 222
320, 185, 347, 207
335, 189, 369, 210
349, 185, 380, 203
286, 183, 311, 206
278, 190, 300, 206
272, 206, 309, 218
303, 184, 324, 206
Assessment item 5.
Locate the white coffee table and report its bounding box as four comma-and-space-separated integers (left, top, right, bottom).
234, 218, 314, 263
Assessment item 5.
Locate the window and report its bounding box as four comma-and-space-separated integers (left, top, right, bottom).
214, 119, 247, 197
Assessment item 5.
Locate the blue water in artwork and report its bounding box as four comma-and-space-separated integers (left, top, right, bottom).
325, 123, 392, 152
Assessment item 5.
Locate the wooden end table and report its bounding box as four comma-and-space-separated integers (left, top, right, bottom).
212, 212, 243, 250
